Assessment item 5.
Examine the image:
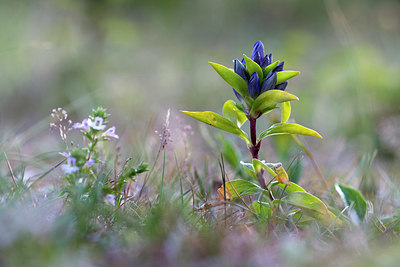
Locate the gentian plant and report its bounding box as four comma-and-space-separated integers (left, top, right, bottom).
182, 41, 342, 227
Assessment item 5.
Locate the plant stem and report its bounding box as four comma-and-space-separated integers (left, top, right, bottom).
249, 118, 257, 148
249, 117, 265, 188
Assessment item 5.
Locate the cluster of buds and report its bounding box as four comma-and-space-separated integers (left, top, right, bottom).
50, 108, 73, 148
155, 109, 172, 151
233, 41, 288, 100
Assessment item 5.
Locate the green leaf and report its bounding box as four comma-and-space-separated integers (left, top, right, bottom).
281, 101, 291, 123
240, 161, 258, 181
290, 210, 316, 228
209, 62, 248, 97
240, 161, 255, 173
262, 60, 280, 77
250, 201, 272, 220
258, 123, 322, 142
285, 191, 329, 215
225, 180, 265, 199
181, 111, 250, 143
335, 184, 367, 221
222, 100, 248, 128
270, 181, 306, 194
252, 159, 277, 177
243, 54, 264, 81
250, 90, 299, 118
285, 192, 343, 227
276, 71, 300, 84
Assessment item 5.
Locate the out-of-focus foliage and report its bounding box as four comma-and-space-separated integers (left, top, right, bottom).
1, 0, 399, 157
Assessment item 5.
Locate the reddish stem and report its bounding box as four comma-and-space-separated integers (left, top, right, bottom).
249, 117, 265, 188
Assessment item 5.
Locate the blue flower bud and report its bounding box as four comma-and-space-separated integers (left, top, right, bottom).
253, 52, 262, 65
251, 41, 265, 63
234, 59, 248, 82
274, 61, 285, 72
260, 53, 273, 69
260, 72, 277, 93
248, 72, 260, 99
275, 81, 288, 91
232, 88, 244, 102
260, 57, 269, 69
267, 53, 273, 64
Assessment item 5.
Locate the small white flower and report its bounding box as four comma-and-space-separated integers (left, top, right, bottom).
61, 157, 79, 174
73, 118, 91, 131
102, 126, 119, 139
59, 152, 70, 158
91, 117, 106, 131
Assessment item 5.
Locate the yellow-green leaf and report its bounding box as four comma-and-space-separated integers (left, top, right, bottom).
209, 62, 248, 97
285, 191, 329, 215
243, 54, 263, 81
276, 71, 300, 84
281, 101, 291, 123
258, 123, 322, 142
286, 192, 344, 227
262, 60, 280, 77
225, 180, 265, 199
222, 100, 247, 128
181, 111, 250, 143
270, 181, 306, 194
250, 90, 299, 118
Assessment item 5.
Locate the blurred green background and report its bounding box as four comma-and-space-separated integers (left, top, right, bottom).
1, 0, 400, 163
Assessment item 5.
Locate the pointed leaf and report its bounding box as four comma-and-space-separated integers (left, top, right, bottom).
281, 101, 291, 123
276, 71, 300, 84
285, 191, 329, 215
181, 111, 250, 143
222, 100, 247, 128
335, 184, 367, 221
209, 62, 248, 97
250, 90, 298, 118
258, 123, 322, 142
270, 181, 306, 194
243, 54, 263, 82
262, 60, 280, 77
